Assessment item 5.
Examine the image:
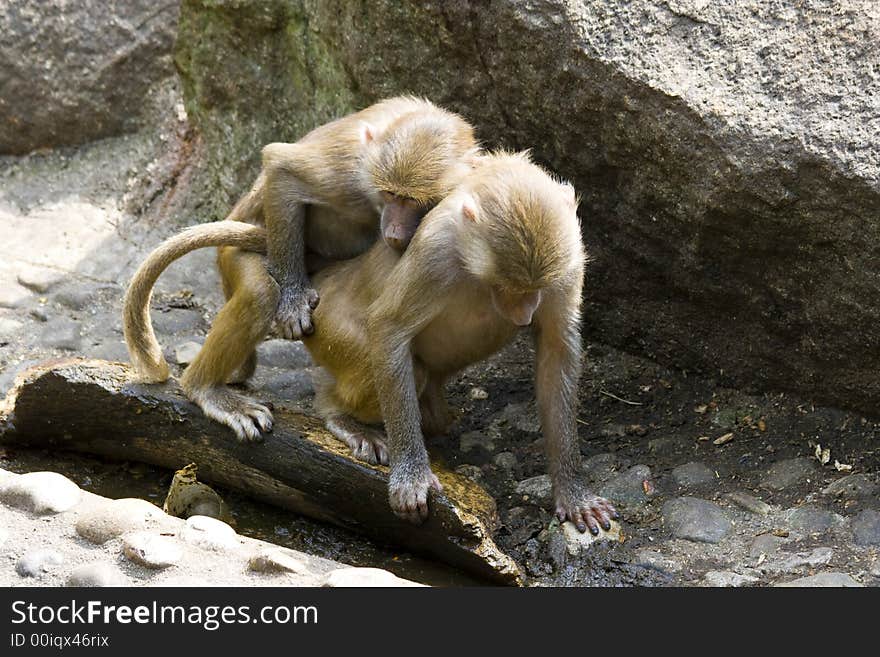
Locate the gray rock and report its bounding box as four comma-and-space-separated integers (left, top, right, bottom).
493, 451, 517, 470
54, 283, 97, 310
851, 509, 880, 546
599, 465, 653, 506
0, 524, 7, 549
786, 507, 840, 535
66, 563, 129, 587
0, 317, 23, 336
16, 267, 61, 293
0, 471, 81, 514
761, 457, 816, 491
152, 309, 205, 335
460, 431, 495, 453
259, 369, 314, 399
822, 473, 878, 498
764, 547, 834, 575
582, 452, 618, 482
76, 498, 165, 544
256, 339, 313, 369
39, 317, 82, 351
0, 1, 180, 154
173, 341, 202, 367
181, 515, 238, 551
749, 534, 785, 558
632, 549, 682, 575
174, 0, 880, 418
0, 282, 30, 308
247, 548, 307, 575
122, 532, 184, 569
662, 497, 732, 543
16, 549, 64, 578
702, 571, 759, 588
775, 572, 862, 588
515, 474, 552, 506
320, 567, 422, 587
671, 462, 715, 487
727, 491, 772, 515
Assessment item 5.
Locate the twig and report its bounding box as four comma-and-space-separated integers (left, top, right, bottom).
599, 390, 643, 406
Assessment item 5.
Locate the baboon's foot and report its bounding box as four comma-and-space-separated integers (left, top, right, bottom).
325, 415, 388, 465
188, 386, 273, 442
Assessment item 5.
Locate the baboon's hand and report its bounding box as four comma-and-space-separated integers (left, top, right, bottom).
555, 484, 619, 535
389, 466, 443, 524
275, 285, 320, 340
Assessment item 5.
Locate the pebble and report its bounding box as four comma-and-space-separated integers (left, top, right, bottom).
460, 430, 495, 453
786, 507, 839, 535
727, 490, 772, 515
173, 341, 202, 366
599, 465, 653, 505
454, 464, 483, 482
559, 520, 620, 556
38, 317, 82, 351
761, 457, 815, 490
181, 515, 238, 551
248, 548, 307, 574
76, 498, 164, 544
320, 567, 422, 587
515, 474, 552, 506
66, 563, 129, 587
256, 339, 312, 369
502, 402, 541, 433
122, 532, 184, 569
633, 549, 682, 575
662, 497, 732, 543
671, 462, 715, 487
851, 509, 880, 546
17, 267, 61, 293
0, 282, 30, 308
702, 570, 759, 587
582, 452, 618, 481
16, 549, 64, 577
0, 471, 81, 514
259, 369, 314, 399
152, 308, 204, 334
822, 473, 877, 498
749, 533, 785, 558
469, 386, 488, 400
763, 547, 833, 575
775, 572, 862, 587
493, 451, 517, 470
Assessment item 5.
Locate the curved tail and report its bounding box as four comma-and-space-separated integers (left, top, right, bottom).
123, 221, 267, 382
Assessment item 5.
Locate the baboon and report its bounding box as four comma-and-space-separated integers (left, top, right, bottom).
124, 152, 618, 534
124, 97, 479, 440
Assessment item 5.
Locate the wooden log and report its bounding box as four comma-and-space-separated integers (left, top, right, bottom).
0, 359, 522, 585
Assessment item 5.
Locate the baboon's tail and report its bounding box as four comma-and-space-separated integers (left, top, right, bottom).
123, 221, 267, 382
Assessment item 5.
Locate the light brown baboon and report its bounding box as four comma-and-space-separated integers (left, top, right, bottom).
124, 97, 479, 440
124, 152, 618, 534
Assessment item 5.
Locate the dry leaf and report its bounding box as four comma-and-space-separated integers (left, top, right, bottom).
814, 443, 830, 465
757, 418, 766, 432
713, 432, 734, 446
694, 404, 708, 414
834, 460, 852, 472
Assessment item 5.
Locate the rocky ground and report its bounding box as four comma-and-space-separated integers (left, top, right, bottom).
1, 85, 878, 588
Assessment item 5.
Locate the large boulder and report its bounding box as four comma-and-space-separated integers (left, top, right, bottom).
175, 0, 880, 412
0, 0, 180, 154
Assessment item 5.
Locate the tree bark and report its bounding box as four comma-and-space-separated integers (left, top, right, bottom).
0, 359, 522, 585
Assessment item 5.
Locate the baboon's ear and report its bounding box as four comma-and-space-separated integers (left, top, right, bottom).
359, 121, 377, 145
458, 195, 479, 223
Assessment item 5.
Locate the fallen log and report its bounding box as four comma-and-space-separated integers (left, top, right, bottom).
0, 359, 523, 585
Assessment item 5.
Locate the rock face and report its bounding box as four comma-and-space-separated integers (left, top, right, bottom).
0, 0, 180, 154
175, 0, 880, 414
